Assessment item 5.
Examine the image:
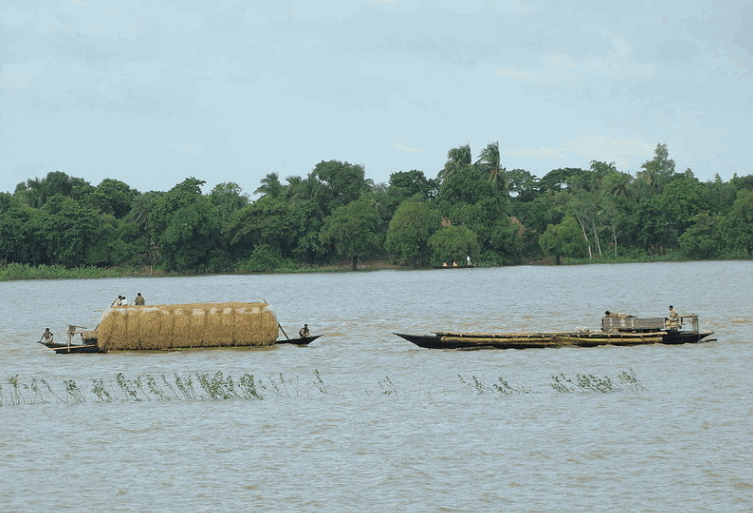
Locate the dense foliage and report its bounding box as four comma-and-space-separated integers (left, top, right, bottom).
2, 144, 752, 274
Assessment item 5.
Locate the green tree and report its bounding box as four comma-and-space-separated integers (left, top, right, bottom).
320, 197, 383, 270
254, 173, 283, 199
427, 225, 480, 267
656, 177, 708, 236
312, 160, 370, 213
539, 216, 589, 264
637, 143, 675, 195
475, 141, 506, 191
90, 178, 137, 218
41, 195, 102, 267
723, 189, 753, 256
152, 178, 224, 271
679, 212, 724, 259
385, 201, 442, 267
438, 144, 472, 182
507, 168, 539, 202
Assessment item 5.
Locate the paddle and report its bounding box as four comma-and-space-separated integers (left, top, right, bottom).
278, 323, 290, 340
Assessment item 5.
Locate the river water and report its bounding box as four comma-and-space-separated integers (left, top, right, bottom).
1, 261, 751, 512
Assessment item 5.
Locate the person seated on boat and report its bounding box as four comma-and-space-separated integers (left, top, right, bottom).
111, 295, 125, 307
134, 292, 146, 306
299, 324, 310, 338
41, 328, 54, 343
666, 305, 680, 330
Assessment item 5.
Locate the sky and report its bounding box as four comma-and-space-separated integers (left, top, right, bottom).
2, 0, 752, 197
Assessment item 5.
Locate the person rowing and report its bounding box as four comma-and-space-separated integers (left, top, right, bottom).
40, 328, 54, 344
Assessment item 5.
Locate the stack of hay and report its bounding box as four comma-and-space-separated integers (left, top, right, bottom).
96, 302, 278, 351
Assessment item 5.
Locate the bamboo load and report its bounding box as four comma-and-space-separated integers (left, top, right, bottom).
95, 302, 278, 351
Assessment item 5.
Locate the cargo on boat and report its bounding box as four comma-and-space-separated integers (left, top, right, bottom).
394, 313, 714, 350
41, 302, 318, 353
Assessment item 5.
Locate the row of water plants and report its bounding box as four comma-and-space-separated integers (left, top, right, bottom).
0, 370, 645, 406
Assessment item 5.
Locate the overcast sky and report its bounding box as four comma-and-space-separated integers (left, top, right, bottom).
2, 0, 752, 196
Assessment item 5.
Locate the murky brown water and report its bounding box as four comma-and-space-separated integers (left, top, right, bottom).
1, 262, 752, 512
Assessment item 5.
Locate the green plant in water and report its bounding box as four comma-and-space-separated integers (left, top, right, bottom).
146, 375, 171, 401
379, 376, 398, 395
29, 379, 48, 404
116, 373, 141, 401
239, 373, 263, 399
268, 373, 298, 398
492, 377, 529, 395
313, 369, 328, 395
617, 369, 646, 391
63, 379, 85, 403
550, 370, 645, 393
91, 378, 112, 402
198, 371, 238, 400
459, 375, 491, 394
8, 375, 21, 406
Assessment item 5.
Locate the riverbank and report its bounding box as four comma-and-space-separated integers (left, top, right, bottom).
3, 253, 743, 281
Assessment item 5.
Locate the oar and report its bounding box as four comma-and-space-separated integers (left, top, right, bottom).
278, 323, 290, 340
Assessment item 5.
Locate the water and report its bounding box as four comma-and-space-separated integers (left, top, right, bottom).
1, 261, 752, 512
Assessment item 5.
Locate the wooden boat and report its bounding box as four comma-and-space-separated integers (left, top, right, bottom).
395, 314, 714, 350
40, 323, 321, 354
275, 335, 321, 346
40, 340, 103, 354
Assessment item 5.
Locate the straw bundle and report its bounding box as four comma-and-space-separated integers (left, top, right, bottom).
96, 302, 278, 351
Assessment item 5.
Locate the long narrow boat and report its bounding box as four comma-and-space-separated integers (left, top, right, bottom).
40, 335, 320, 353
274, 335, 321, 346
40, 340, 103, 354
395, 314, 714, 350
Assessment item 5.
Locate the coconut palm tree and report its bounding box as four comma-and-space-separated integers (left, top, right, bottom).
438, 144, 472, 182
475, 141, 506, 191
254, 172, 283, 199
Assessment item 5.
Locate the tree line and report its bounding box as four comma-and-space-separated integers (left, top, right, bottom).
1, 142, 752, 273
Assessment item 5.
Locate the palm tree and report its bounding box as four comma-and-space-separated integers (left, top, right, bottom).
438, 144, 472, 182
475, 141, 506, 191
21, 177, 48, 208
254, 173, 283, 199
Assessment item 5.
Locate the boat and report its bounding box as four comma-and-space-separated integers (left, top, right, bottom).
40, 340, 103, 354
40, 311, 321, 354
394, 313, 714, 350
40, 333, 320, 353
275, 335, 321, 346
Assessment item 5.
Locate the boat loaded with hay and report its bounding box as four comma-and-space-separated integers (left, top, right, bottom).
42, 302, 320, 354
394, 313, 714, 350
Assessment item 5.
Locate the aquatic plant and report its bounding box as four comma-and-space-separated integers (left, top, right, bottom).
312, 369, 328, 395
63, 380, 86, 403
550, 369, 645, 393
239, 373, 263, 399
379, 376, 398, 395
459, 375, 528, 395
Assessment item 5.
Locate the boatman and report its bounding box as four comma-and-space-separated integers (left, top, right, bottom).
666, 305, 680, 330
134, 292, 146, 306
41, 328, 54, 343
299, 324, 310, 338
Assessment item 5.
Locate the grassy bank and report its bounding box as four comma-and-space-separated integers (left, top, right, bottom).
0, 263, 146, 281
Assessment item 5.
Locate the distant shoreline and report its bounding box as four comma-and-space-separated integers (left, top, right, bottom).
2, 256, 743, 281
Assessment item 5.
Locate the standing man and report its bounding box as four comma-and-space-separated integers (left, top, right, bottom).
666, 305, 680, 329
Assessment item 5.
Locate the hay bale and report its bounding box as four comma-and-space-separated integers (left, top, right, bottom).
97, 307, 129, 351
189, 307, 206, 347
95, 302, 278, 350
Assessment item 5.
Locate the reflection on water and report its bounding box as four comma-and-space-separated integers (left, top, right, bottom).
1, 261, 752, 512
